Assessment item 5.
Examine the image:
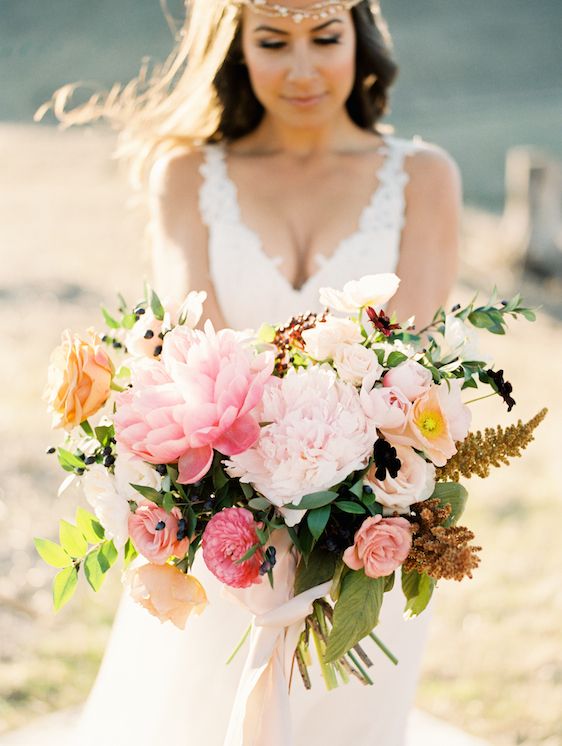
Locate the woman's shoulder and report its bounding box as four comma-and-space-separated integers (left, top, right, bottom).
386, 134, 462, 193
148, 143, 208, 202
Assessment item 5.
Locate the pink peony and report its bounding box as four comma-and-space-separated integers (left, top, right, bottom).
127, 562, 207, 629
202, 508, 264, 588
383, 360, 432, 402
343, 515, 412, 578
128, 502, 190, 564
224, 365, 377, 526
114, 321, 274, 484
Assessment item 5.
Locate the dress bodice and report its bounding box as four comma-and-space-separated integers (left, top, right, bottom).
198, 134, 423, 330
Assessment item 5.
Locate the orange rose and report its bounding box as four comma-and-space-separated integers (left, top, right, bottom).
44, 329, 113, 429
127, 563, 207, 629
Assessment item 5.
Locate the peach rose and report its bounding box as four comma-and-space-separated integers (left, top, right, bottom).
127, 562, 207, 629
343, 514, 412, 578
45, 329, 113, 430
383, 360, 432, 402
128, 502, 190, 564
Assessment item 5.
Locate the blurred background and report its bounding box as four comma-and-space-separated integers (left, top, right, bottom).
1, 0, 561, 744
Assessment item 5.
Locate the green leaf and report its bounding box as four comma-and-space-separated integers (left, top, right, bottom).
402, 569, 436, 618
97, 540, 118, 572
150, 289, 165, 321
130, 484, 163, 505
101, 306, 120, 329
80, 421, 94, 438
94, 425, 114, 447
166, 464, 179, 483
248, 497, 271, 511
59, 520, 88, 558
235, 542, 261, 564
307, 505, 331, 540
285, 490, 338, 511
294, 547, 337, 595
161, 474, 172, 492
84, 547, 107, 592
430, 482, 469, 527
334, 501, 366, 515
348, 477, 364, 499
75, 507, 105, 543
212, 464, 229, 491
384, 571, 395, 593
162, 492, 176, 513
519, 308, 536, 321
240, 482, 254, 500
324, 571, 385, 663
123, 538, 138, 569
121, 313, 137, 330
34, 538, 72, 568
386, 351, 408, 368
57, 448, 86, 472
53, 566, 78, 611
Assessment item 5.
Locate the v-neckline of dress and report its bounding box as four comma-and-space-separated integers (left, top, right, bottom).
218, 136, 394, 294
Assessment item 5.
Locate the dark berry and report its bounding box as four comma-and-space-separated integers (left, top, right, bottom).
363, 484, 373, 494
46, 447, 56, 455
76, 468, 85, 476
143, 330, 154, 339
136, 307, 146, 315
103, 446, 112, 456
155, 464, 167, 476
153, 345, 163, 356
85, 456, 96, 465
155, 520, 166, 531
104, 455, 116, 467
112, 341, 122, 349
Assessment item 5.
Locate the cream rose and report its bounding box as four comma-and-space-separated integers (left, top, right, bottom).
301, 316, 362, 361
383, 360, 433, 402
333, 343, 383, 386
45, 329, 113, 430
365, 445, 436, 515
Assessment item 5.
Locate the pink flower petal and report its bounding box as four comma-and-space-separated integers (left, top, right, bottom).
177, 445, 214, 484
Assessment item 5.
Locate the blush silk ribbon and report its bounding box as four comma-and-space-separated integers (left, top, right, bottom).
223, 531, 332, 746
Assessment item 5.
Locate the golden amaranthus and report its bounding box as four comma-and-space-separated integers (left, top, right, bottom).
436, 407, 548, 482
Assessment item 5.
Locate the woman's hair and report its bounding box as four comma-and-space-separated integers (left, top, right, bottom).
36, 0, 398, 189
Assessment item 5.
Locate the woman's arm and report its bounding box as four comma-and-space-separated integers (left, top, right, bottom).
147, 148, 228, 329
389, 145, 463, 330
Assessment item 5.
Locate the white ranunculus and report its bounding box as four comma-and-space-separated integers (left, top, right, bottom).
319, 273, 400, 314
114, 452, 162, 501
224, 365, 377, 526
82, 464, 130, 549
443, 314, 488, 363
301, 316, 362, 361
333, 343, 383, 386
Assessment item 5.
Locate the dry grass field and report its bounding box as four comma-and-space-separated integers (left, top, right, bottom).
0, 124, 560, 744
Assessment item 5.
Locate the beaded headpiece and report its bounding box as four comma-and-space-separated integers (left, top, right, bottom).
234, 0, 365, 24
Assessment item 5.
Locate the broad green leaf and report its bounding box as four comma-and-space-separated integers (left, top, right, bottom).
94, 425, 114, 447
162, 492, 176, 513
80, 421, 94, 438
430, 482, 469, 526
324, 571, 384, 663
386, 351, 408, 368
75, 507, 105, 543
285, 490, 338, 511
53, 566, 78, 611
34, 538, 72, 568
334, 501, 366, 515
248, 497, 271, 511
123, 538, 138, 568
294, 546, 337, 595
59, 520, 88, 558
150, 289, 165, 321
348, 477, 364, 499
84, 548, 106, 592
384, 571, 395, 593
130, 484, 163, 505
98, 540, 118, 572
57, 448, 86, 472
307, 505, 331, 540
101, 306, 120, 329
402, 569, 436, 618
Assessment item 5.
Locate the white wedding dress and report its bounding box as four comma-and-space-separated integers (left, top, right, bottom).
73, 133, 433, 746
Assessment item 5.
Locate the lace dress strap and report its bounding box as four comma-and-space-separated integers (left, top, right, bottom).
198, 143, 240, 227
359, 134, 423, 234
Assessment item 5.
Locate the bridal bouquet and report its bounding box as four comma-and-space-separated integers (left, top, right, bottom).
37, 274, 546, 695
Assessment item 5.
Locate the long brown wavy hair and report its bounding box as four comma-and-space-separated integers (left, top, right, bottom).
35, 0, 398, 189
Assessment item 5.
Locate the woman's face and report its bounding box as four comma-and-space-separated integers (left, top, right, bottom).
241, 4, 357, 129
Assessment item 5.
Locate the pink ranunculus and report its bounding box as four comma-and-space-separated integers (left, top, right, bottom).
383, 360, 433, 402
114, 321, 274, 484
202, 507, 264, 588
128, 502, 190, 564
365, 445, 436, 515
343, 514, 412, 578
127, 563, 207, 629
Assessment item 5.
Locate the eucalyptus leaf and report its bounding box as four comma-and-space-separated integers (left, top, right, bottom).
53, 566, 78, 611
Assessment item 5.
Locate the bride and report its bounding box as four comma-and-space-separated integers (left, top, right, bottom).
52, 0, 462, 743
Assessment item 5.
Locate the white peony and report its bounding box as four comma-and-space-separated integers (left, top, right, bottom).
301, 316, 362, 361
224, 365, 377, 526
319, 273, 400, 314
114, 451, 162, 501
82, 464, 130, 549
333, 343, 383, 386
442, 314, 488, 363
365, 445, 436, 516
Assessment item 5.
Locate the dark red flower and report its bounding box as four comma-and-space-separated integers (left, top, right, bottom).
366, 307, 401, 337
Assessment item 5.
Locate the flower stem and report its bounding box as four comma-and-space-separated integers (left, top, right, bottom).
464, 391, 498, 406
225, 622, 252, 665
368, 632, 398, 665
347, 650, 374, 685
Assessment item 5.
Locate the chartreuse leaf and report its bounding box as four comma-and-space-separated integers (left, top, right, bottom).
75, 507, 105, 544
307, 505, 331, 540
101, 306, 120, 329
402, 569, 436, 618
53, 566, 78, 610
294, 546, 337, 595
324, 570, 384, 663
150, 289, 165, 321
34, 538, 72, 568
123, 538, 138, 568
59, 520, 88, 558
98, 540, 118, 572
430, 482, 468, 527
84, 547, 107, 592
57, 448, 85, 472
